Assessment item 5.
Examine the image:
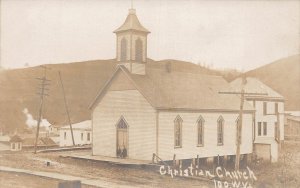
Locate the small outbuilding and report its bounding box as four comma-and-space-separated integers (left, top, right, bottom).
9, 135, 23, 151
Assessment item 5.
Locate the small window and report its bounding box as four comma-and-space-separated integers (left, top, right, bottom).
18, 143, 21, 149
197, 116, 204, 146
258, 122, 262, 136
87, 133, 91, 141
217, 116, 224, 145
275, 103, 279, 114
12, 143, 15, 149
81, 133, 84, 141
263, 122, 267, 136
263, 102, 267, 115
174, 115, 182, 148
64, 132, 67, 140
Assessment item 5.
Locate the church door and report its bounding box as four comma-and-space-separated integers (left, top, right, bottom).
116, 118, 128, 158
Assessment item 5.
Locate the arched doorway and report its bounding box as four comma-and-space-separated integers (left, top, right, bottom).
116, 117, 128, 158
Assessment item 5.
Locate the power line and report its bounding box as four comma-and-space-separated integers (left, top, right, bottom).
219, 77, 265, 170
58, 71, 75, 146
34, 65, 51, 154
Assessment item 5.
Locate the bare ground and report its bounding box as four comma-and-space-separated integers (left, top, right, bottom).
0, 141, 299, 188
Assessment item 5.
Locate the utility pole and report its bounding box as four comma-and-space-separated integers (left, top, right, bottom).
219, 77, 267, 170
58, 71, 75, 146
34, 65, 51, 154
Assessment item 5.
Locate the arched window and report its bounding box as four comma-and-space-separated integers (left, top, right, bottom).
116, 117, 128, 158
174, 115, 183, 148
117, 117, 128, 129
135, 38, 143, 62
121, 38, 127, 61
217, 116, 224, 145
197, 116, 205, 146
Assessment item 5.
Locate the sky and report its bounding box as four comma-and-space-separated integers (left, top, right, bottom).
0, 0, 299, 71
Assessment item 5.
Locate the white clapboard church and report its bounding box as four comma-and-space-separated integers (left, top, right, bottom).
89, 8, 256, 163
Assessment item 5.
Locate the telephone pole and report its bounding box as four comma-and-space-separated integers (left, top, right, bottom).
34, 65, 51, 154
58, 71, 75, 146
219, 77, 267, 170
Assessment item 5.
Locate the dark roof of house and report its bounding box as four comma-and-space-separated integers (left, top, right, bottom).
23, 137, 57, 146
114, 9, 150, 33
10, 135, 22, 142
40, 137, 56, 146
230, 77, 284, 100
90, 65, 254, 112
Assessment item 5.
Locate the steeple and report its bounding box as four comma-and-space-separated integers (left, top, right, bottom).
114, 9, 150, 75
114, 9, 150, 34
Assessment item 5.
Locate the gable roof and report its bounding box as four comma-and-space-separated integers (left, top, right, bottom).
89, 65, 254, 112
60, 120, 91, 130
114, 9, 150, 34
23, 137, 57, 146
230, 77, 284, 100
10, 135, 22, 142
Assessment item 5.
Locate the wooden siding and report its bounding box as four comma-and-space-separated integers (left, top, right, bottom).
59, 129, 92, 147
254, 101, 284, 140
93, 89, 156, 160
157, 112, 253, 160
109, 71, 135, 91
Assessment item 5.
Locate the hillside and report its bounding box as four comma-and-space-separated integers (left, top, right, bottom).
0, 55, 298, 133
0, 59, 216, 133
243, 54, 300, 110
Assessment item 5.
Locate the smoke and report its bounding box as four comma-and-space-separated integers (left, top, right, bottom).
22, 108, 50, 128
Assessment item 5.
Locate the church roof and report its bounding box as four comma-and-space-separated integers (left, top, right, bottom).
89, 66, 255, 112
230, 77, 284, 100
114, 9, 150, 33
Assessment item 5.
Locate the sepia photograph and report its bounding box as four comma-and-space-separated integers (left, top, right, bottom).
0, 0, 299, 187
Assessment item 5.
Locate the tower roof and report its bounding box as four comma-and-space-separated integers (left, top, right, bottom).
114, 9, 150, 34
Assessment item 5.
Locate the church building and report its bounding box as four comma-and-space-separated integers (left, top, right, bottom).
89, 9, 256, 163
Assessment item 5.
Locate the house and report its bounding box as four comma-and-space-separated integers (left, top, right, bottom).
59, 120, 92, 147
89, 8, 256, 165
9, 135, 23, 151
284, 111, 300, 141
230, 78, 285, 162
48, 125, 60, 135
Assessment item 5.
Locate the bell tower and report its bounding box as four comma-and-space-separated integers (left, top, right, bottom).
114, 8, 150, 75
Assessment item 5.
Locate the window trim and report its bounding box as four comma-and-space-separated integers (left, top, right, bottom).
135, 38, 143, 62
263, 122, 267, 136
120, 38, 127, 61
258, 122, 262, 136
263, 102, 267, 115
87, 132, 91, 142
174, 115, 183, 148
217, 116, 224, 146
196, 116, 205, 147
275, 102, 279, 114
